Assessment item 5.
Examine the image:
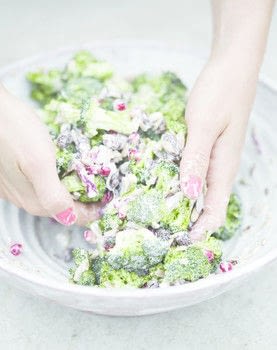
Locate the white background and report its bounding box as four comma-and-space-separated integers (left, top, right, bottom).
0, 1, 276, 349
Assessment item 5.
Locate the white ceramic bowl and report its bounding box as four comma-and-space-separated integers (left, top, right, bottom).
0, 42, 276, 316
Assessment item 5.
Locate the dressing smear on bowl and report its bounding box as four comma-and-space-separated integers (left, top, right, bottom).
27, 51, 242, 288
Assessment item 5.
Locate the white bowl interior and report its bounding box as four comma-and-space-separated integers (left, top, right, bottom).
0, 42, 276, 316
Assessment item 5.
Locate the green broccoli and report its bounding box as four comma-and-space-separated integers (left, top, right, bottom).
43, 99, 80, 126
161, 198, 192, 233
62, 173, 106, 202
128, 160, 150, 185
128, 141, 156, 184
70, 248, 98, 286
131, 72, 187, 134
153, 160, 179, 193
126, 189, 166, 226
26, 69, 63, 105
164, 246, 211, 283
81, 98, 139, 137
90, 131, 105, 147
132, 72, 185, 96
164, 237, 222, 284
61, 77, 103, 106
160, 97, 187, 134
195, 236, 223, 271
56, 147, 74, 175
78, 270, 96, 286
106, 229, 169, 275
98, 211, 124, 233
72, 248, 90, 267
148, 263, 165, 283
100, 262, 149, 288
65, 51, 113, 81
212, 193, 242, 241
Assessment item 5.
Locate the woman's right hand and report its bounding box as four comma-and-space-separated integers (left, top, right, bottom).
0, 85, 102, 226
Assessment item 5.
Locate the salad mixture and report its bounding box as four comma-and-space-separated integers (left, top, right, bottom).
27, 51, 242, 288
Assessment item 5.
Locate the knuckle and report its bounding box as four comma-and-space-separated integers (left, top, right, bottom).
181, 150, 209, 175
20, 154, 38, 171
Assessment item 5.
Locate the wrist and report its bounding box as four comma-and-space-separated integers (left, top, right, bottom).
208, 47, 262, 81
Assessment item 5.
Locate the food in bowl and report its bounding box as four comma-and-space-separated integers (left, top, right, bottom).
27, 51, 242, 288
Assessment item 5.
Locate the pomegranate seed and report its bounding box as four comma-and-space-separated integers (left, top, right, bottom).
113, 99, 126, 111
99, 166, 111, 177
83, 230, 97, 244
219, 261, 233, 273
204, 250, 214, 262
10, 243, 23, 256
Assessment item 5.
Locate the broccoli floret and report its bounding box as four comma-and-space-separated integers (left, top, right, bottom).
81, 98, 139, 137
90, 131, 105, 147
99, 96, 115, 111
153, 160, 179, 193
100, 262, 149, 288
61, 77, 103, 106
72, 248, 90, 267
56, 147, 74, 175
160, 97, 187, 134
65, 51, 113, 81
127, 189, 166, 226
70, 248, 98, 286
128, 160, 150, 185
195, 237, 223, 271
78, 270, 96, 286
132, 72, 185, 95
161, 198, 191, 233
106, 229, 169, 275
62, 173, 106, 202
148, 263, 165, 282
98, 211, 124, 233
43, 99, 80, 125
164, 237, 223, 284
131, 72, 187, 134
164, 246, 210, 283
212, 193, 242, 241
27, 69, 63, 105
128, 142, 156, 184
142, 238, 169, 266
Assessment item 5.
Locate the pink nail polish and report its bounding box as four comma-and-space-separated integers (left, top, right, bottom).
54, 208, 77, 226
183, 175, 202, 199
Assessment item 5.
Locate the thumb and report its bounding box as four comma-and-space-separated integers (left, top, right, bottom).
180, 124, 215, 199
20, 153, 77, 226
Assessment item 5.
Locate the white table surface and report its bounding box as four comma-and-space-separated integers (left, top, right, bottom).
0, 1, 276, 349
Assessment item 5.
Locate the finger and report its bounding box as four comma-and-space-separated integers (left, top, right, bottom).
180, 124, 216, 199
189, 126, 241, 241
0, 179, 6, 199
1, 173, 48, 215
74, 201, 103, 227
19, 152, 77, 226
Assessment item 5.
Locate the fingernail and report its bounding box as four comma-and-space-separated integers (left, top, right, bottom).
54, 207, 77, 226
182, 175, 202, 199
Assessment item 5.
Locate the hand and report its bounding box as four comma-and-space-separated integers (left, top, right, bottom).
0, 85, 102, 226
180, 58, 258, 241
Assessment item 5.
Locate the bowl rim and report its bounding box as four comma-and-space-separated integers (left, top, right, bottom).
0, 40, 277, 299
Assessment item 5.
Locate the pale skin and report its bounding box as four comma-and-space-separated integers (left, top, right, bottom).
181, 0, 274, 240
0, 87, 102, 226
0, 0, 274, 232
